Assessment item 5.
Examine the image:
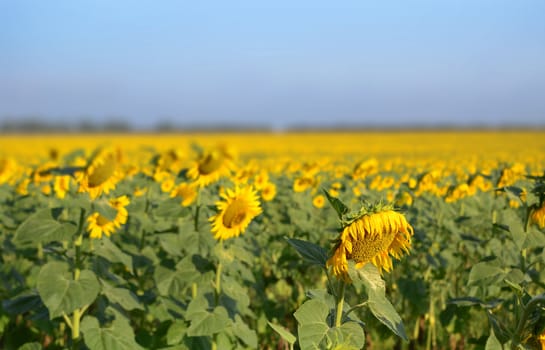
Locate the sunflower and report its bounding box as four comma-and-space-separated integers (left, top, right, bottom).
209, 186, 262, 241
78, 148, 123, 199
87, 195, 130, 239
327, 203, 413, 281
0, 158, 17, 185
312, 194, 325, 208
530, 202, 545, 229
170, 182, 197, 207
187, 147, 235, 187
54, 175, 71, 199
260, 182, 277, 202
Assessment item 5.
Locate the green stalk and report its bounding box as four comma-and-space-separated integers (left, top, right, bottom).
215, 261, 223, 306
335, 281, 346, 327
71, 208, 86, 348
194, 188, 202, 232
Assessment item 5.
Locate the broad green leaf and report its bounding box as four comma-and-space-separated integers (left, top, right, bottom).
101, 280, 143, 311
17, 342, 42, 350
323, 189, 349, 219
155, 198, 190, 218
326, 321, 365, 349
286, 238, 328, 267
166, 320, 187, 346
81, 315, 145, 350
233, 315, 257, 348
485, 330, 503, 350
268, 322, 296, 345
186, 306, 231, 337
468, 262, 506, 286
37, 261, 100, 319
2, 290, 44, 315
14, 208, 76, 245
95, 237, 133, 274
349, 263, 407, 340
293, 299, 330, 350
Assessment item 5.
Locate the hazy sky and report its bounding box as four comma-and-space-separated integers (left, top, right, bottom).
1, 1, 544, 129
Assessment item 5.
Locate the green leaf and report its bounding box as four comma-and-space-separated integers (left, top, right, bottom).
2, 290, 44, 315
233, 315, 257, 348
268, 322, 296, 345
186, 305, 231, 337
14, 208, 76, 245
17, 342, 42, 350
155, 198, 190, 218
101, 280, 143, 311
349, 263, 407, 340
285, 238, 328, 267
37, 261, 100, 319
326, 321, 365, 350
485, 329, 503, 350
468, 262, 506, 286
81, 315, 145, 350
293, 299, 330, 350
95, 237, 134, 274
166, 320, 187, 346
323, 189, 349, 219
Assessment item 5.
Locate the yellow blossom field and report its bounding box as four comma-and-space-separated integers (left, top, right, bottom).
1, 130, 545, 350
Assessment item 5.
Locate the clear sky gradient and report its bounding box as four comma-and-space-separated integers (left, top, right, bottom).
1, 1, 544, 129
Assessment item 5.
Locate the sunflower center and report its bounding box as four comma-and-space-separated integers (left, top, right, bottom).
0, 160, 6, 174
222, 199, 247, 228
88, 154, 116, 187
349, 230, 397, 264
96, 214, 111, 226
198, 151, 224, 175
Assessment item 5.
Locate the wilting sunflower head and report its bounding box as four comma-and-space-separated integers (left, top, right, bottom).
78, 148, 123, 199
530, 202, 545, 229
209, 186, 262, 241
87, 195, 130, 239
327, 202, 414, 281
187, 147, 235, 187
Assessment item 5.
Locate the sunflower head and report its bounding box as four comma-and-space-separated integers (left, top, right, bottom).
87, 195, 130, 239
209, 186, 262, 241
326, 199, 414, 281
78, 148, 123, 199
187, 146, 235, 187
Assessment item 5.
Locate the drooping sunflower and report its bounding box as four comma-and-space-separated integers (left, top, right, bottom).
327, 203, 414, 281
187, 146, 235, 188
209, 186, 262, 241
170, 182, 197, 207
78, 148, 123, 199
54, 175, 71, 199
530, 201, 545, 229
87, 195, 130, 239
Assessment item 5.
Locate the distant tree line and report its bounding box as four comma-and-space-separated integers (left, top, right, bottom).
0, 119, 132, 133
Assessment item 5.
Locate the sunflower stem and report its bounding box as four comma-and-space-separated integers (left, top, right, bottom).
335, 281, 346, 327
71, 208, 86, 347
194, 188, 202, 232
215, 261, 223, 306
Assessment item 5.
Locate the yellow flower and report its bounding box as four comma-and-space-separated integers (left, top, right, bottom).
54, 175, 71, 199
293, 177, 314, 193
538, 330, 545, 350
16, 178, 30, 196
313, 194, 325, 208
78, 148, 123, 199
170, 182, 197, 207
187, 147, 235, 187
209, 186, 262, 241
0, 158, 17, 185
327, 205, 413, 281
87, 195, 130, 239
530, 202, 545, 229
261, 182, 277, 202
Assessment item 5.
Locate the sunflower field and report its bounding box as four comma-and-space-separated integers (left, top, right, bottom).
1, 131, 545, 350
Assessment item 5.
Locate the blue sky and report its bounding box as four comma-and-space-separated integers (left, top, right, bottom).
1, 1, 544, 129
